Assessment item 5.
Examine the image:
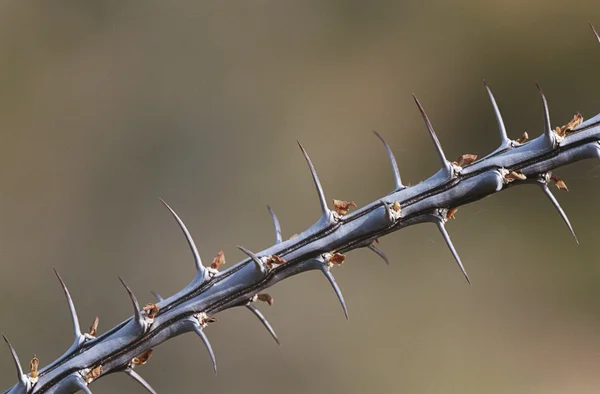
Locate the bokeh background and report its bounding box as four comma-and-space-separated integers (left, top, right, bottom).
1, 1, 600, 393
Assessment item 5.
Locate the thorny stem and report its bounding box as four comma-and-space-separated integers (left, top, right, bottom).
3, 25, 600, 394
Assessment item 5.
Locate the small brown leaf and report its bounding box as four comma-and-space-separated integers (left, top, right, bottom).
29, 355, 39, 379
392, 201, 401, 213
89, 317, 99, 337
329, 253, 346, 265
556, 113, 583, 137
453, 154, 478, 167
132, 349, 153, 366
143, 303, 160, 319
86, 365, 103, 383
332, 199, 357, 215
265, 255, 286, 269
211, 251, 225, 270
504, 170, 527, 182
289, 234, 298, 239
516, 132, 529, 144
551, 175, 569, 191
257, 293, 274, 306
447, 207, 458, 220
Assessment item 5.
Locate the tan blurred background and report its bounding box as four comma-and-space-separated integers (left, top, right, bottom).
1, 1, 600, 393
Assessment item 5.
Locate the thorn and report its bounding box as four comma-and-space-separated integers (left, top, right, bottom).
160, 198, 206, 275
193, 325, 217, 374
72, 376, 93, 394
210, 250, 226, 271
53, 268, 83, 339
297, 141, 329, 218
151, 291, 164, 302
267, 206, 283, 244
435, 220, 471, 284
367, 243, 390, 265
483, 80, 510, 146
124, 368, 157, 394
412, 95, 449, 172
89, 317, 99, 337
535, 82, 553, 145
332, 199, 356, 216
246, 304, 280, 345
540, 184, 579, 244
118, 277, 144, 329
590, 22, 600, 44
318, 264, 349, 320
237, 245, 267, 273
373, 130, 404, 190
2, 334, 26, 384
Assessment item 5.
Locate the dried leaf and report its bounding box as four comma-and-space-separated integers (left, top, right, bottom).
551, 175, 569, 191
289, 234, 298, 239
453, 154, 478, 167
29, 355, 39, 379
556, 113, 583, 137
256, 293, 274, 306
265, 255, 286, 269
332, 199, 356, 215
504, 170, 527, 182
329, 253, 346, 265
86, 365, 103, 383
516, 132, 529, 144
89, 317, 99, 337
132, 350, 153, 366
211, 251, 225, 270
143, 303, 160, 319
447, 207, 458, 220
392, 201, 401, 212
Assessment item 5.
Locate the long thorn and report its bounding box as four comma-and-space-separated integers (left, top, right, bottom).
124, 368, 158, 394
72, 375, 92, 394
535, 82, 553, 144
151, 291, 164, 302
2, 334, 25, 383
297, 142, 329, 218
246, 304, 280, 345
435, 221, 471, 284
412, 95, 448, 170
160, 198, 205, 274
590, 22, 600, 44
267, 206, 283, 244
118, 277, 144, 328
367, 243, 390, 265
373, 131, 404, 190
483, 80, 509, 146
540, 184, 579, 244
318, 264, 349, 320
237, 245, 267, 272
53, 268, 83, 339
193, 325, 217, 374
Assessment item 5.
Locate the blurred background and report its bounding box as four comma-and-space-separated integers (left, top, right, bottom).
1, 1, 600, 393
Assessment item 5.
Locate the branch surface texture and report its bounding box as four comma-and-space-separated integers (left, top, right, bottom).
4, 23, 600, 394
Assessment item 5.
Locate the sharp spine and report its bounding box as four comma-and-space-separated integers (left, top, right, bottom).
367, 243, 390, 265
118, 277, 145, 329
238, 245, 268, 273
483, 80, 510, 147
53, 268, 85, 341
590, 22, 600, 44
319, 263, 349, 320
151, 291, 164, 302
412, 95, 451, 176
373, 130, 404, 190
535, 83, 554, 146
2, 335, 27, 386
540, 184, 579, 244
71, 375, 92, 394
192, 325, 217, 374
297, 141, 330, 218
124, 368, 157, 394
160, 198, 207, 276
267, 206, 283, 244
435, 219, 471, 284
246, 304, 280, 345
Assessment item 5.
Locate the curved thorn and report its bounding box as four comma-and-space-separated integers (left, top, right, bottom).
53, 268, 83, 339
382, 200, 393, 221
2, 334, 25, 383
237, 245, 266, 272
118, 277, 143, 327
193, 325, 217, 374
72, 376, 92, 394
160, 198, 205, 274
535, 82, 553, 144
318, 264, 349, 320
412, 95, 448, 169
267, 206, 283, 244
246, 304, 280, 345
150, 291, 164, 302
540, 184, 579, 244
124, 368, 158, 394
590, 22, 600, 44
435, 221, 471, 284
373, 131, 404, 190
297, 141, 329, 217
367, 243, 390, 265
483, 80, 509, 146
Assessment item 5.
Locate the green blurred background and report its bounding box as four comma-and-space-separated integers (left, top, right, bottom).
1, 1, 600, 393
